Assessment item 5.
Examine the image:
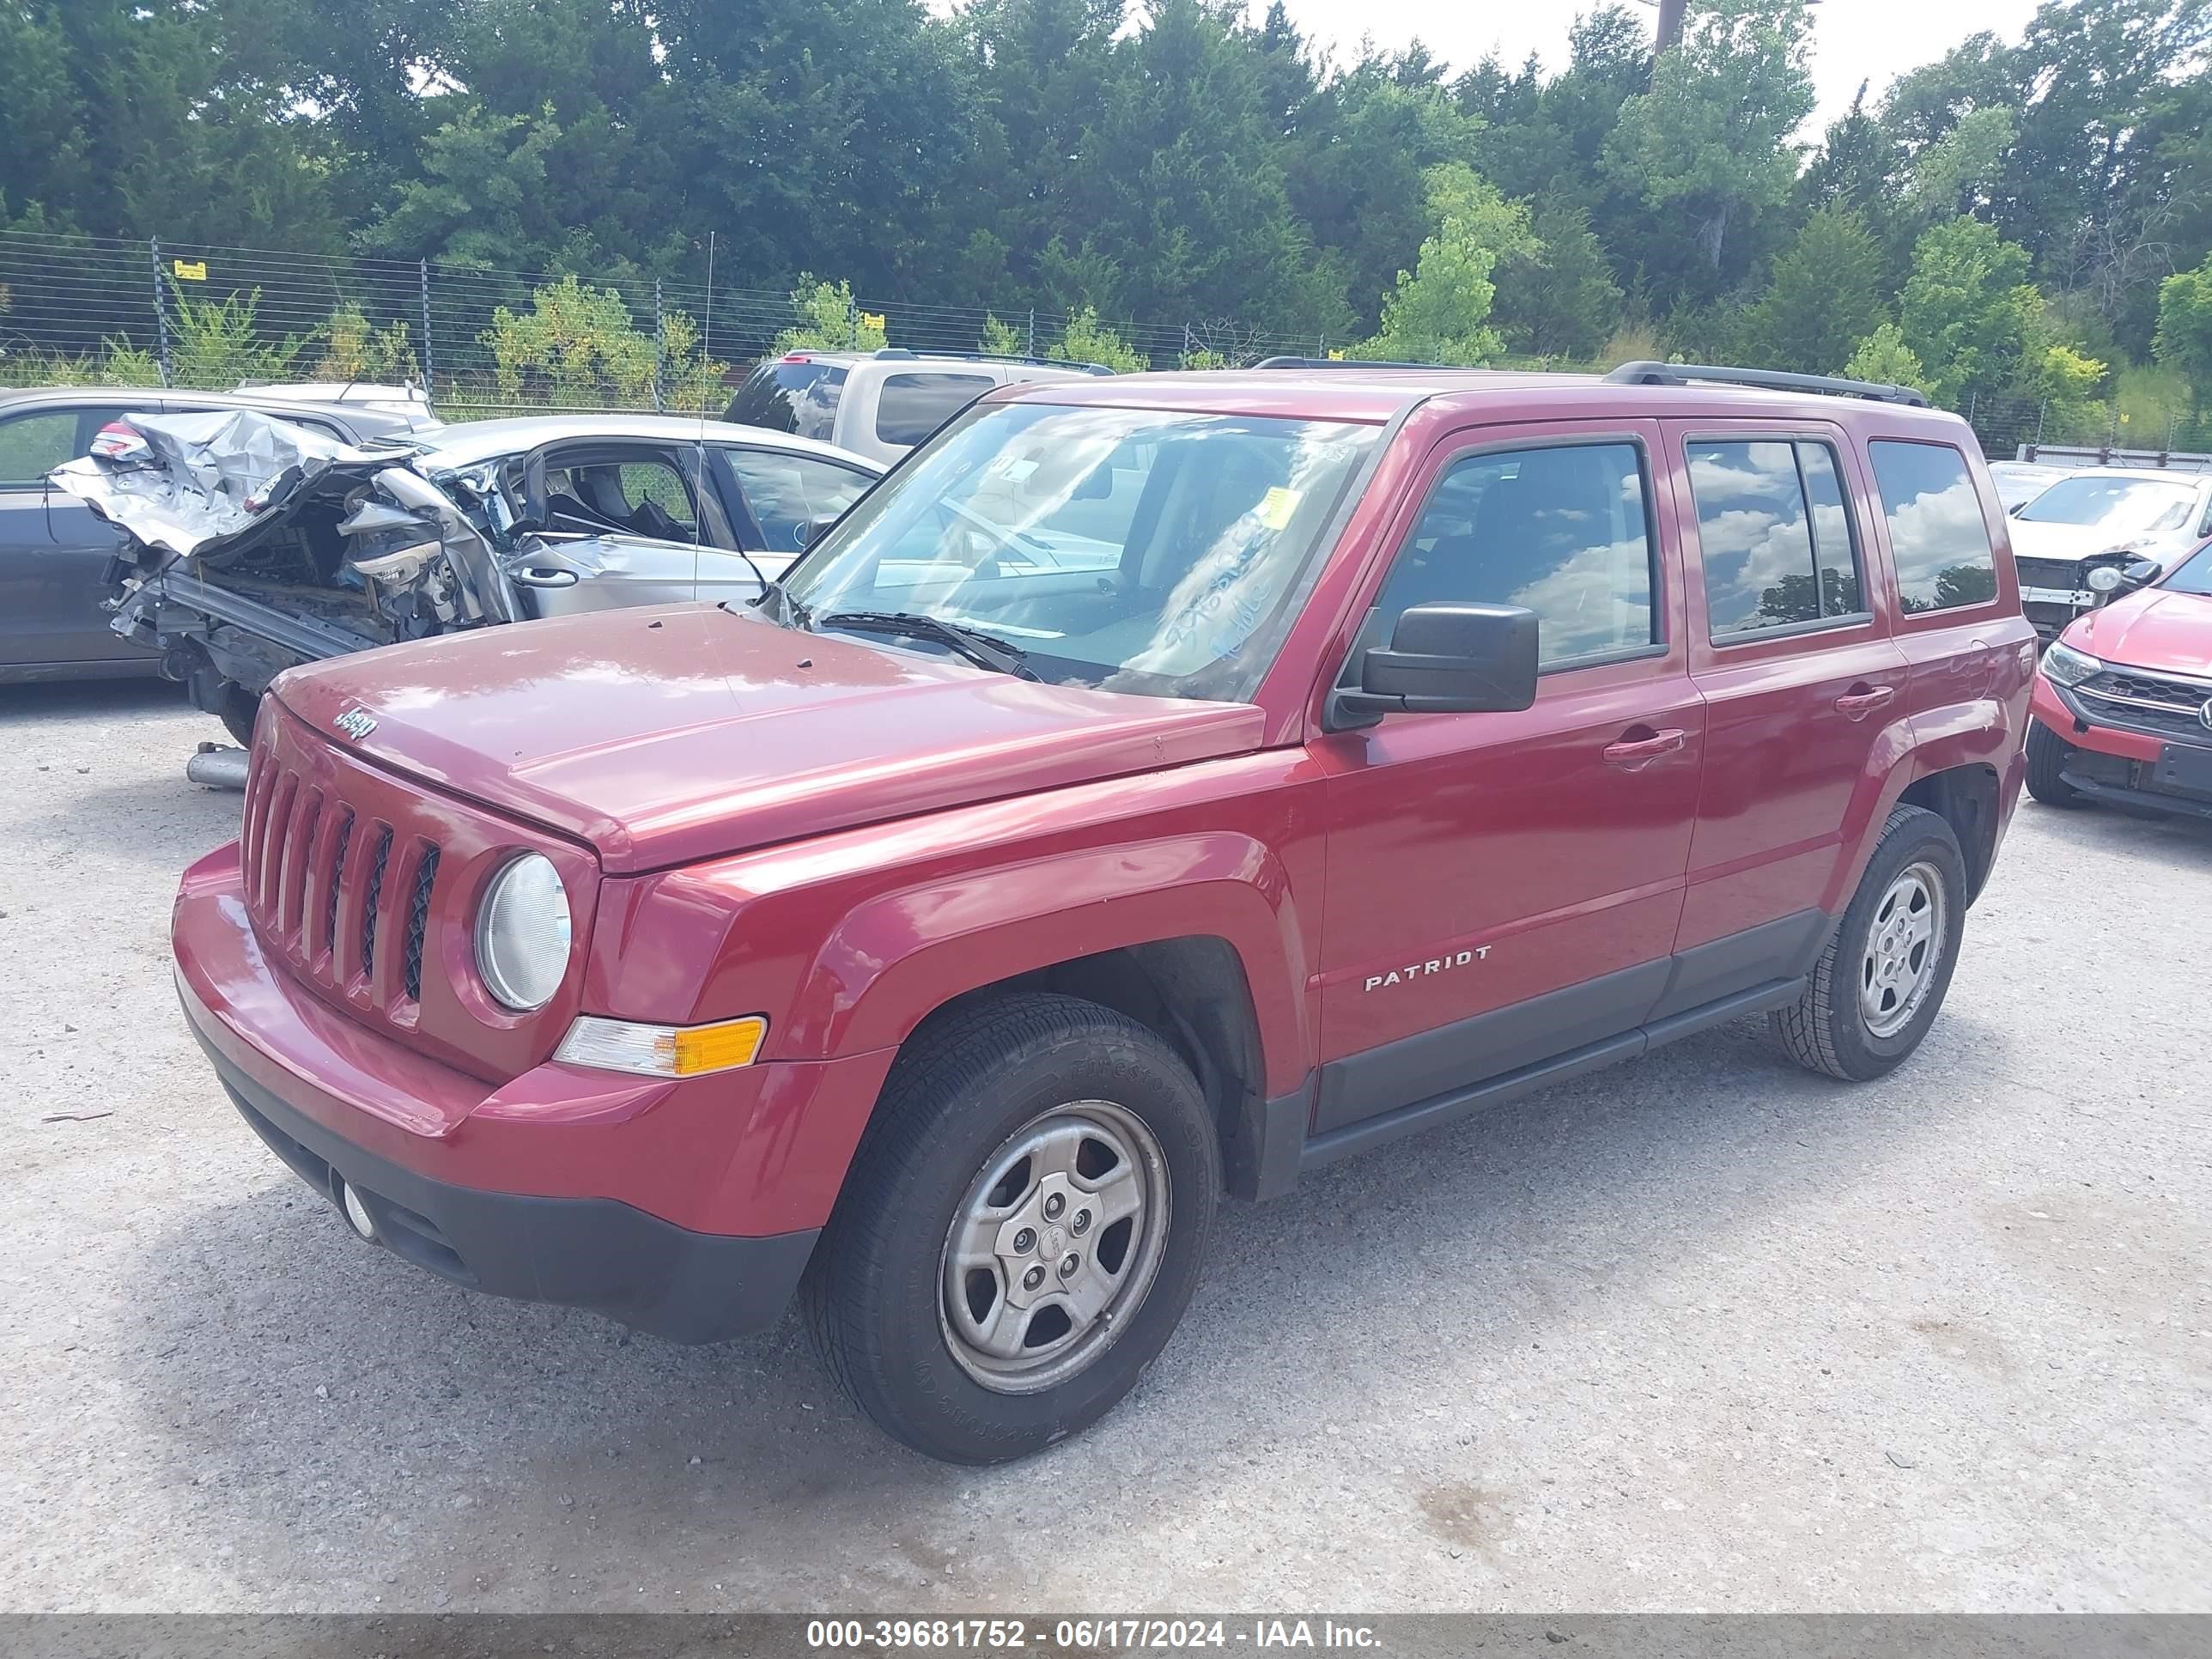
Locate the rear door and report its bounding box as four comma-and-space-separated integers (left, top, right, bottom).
1310, 421, 1704, 1134
0, 400, 144, 671
1669, 422, 1910, 970
1864, 435, 2026, 749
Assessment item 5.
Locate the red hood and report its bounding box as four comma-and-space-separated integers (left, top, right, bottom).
271, 605, 1265, 872
2063, 586, 2212, 678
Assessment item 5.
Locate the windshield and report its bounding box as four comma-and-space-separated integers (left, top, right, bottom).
2016, 476, 2197, 532
2162, 540, 2212, 595
781, 401, 1380, 702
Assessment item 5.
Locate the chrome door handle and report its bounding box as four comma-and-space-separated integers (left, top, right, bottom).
1834, 684, 1896, 719
511, 567, 580, 588
1602, 728, 1686, 766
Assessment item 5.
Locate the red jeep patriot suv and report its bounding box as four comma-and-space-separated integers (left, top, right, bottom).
172, 361, 2034, 1463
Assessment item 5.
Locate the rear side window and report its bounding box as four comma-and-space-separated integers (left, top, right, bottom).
1689, 438, 1864, 637
875, 373, 995, 447
1869, 441, 1997, 614
1368, 441, 1657, 669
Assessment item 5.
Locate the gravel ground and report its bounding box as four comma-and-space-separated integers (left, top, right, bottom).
1, 678, 2207, 1614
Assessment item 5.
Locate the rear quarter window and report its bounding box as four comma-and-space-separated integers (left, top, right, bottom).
875, 373, 995, 447
1868, 441, 1997, 614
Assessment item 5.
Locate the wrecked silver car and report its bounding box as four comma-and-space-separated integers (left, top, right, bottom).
49, 409, 881, 741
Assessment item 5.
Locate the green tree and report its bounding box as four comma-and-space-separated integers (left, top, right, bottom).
1604, 0, 1816, 274
1050, 307, 1149, 372
1492, 196, 1626, 360
313, 304, 420, 385
1735, 210, 1886, 374
2154, 254, 2212, 411
1361, 165, 1536, 364
1287, 55, 1481, 332
1895, 216, 2041, 405
482, 275, 723, 409
775, 281, 888, 354
1845, 323, 1929, 389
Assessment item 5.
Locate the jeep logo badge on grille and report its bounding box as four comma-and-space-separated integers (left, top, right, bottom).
332, 708, 378, 742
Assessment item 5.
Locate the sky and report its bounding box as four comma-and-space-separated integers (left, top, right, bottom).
1272, 0, 2048, 135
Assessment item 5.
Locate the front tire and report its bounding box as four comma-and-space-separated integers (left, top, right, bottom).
804, 993, 1218, 1464
2024, 719, 2081, 807
217, 683, 260, 748
1773, 805, 1966, 1082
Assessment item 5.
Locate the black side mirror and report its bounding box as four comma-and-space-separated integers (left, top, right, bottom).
1328, 602, 1540, 731
798, 516, 837, 549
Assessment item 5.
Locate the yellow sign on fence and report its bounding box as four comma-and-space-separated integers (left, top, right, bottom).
860, 312, 886, 331
171, 259, 207, 282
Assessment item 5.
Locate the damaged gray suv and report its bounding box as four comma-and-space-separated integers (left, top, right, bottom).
52, 410, 879, 741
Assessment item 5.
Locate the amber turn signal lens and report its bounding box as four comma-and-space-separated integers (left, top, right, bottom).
554, 1014, 768, 1078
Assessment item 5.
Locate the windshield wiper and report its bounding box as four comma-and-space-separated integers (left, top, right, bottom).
817, 610, 1038, 679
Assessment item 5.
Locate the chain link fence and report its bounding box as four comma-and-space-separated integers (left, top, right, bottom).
1962, 393, 2212, 465
10, 229, 2204, 459
0, 229, 1344, 418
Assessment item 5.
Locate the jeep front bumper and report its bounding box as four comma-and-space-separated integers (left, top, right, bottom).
173, 842, 893, 1343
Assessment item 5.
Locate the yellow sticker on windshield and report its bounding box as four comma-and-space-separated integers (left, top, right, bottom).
1257, 486, 1300, 530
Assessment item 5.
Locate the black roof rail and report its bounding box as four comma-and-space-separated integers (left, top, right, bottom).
1254, 356, 1492, 372
1603, 360, 1929, 407
868, 347, 1115, 375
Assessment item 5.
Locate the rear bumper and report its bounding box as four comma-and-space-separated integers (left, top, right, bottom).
191, 1005, 816, 1343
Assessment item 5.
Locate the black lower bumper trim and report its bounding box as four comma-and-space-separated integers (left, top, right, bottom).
2058, 768, 2212, 822
192, 1018, 817, 1344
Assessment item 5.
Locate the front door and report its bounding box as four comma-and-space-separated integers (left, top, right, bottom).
0, 402, 142, 670
1310, 422, 1705, 1135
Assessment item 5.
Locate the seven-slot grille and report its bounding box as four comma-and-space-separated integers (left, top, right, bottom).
230, 704, 596, 1085
239, 738, 442, 1010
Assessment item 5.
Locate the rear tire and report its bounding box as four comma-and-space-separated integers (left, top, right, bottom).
1773, 805, 1966, 1082
2024, 719, 2081, 807
804, 992, 1218, 1465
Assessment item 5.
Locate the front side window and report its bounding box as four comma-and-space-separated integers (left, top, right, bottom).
783, 402, 1380, 702
722, 449, 874, 552
1690, 438, 1865, 637
543, 453, 697, 538
875, 373, 995, 447
1364, 441, 1656, 669
0, 410, 93, 487
1869, 441, 1997, 614
614, 459, 697, 535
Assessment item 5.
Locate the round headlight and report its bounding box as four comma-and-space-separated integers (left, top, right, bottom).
475, 854, 571, 1011
2087, 564, 2124, 593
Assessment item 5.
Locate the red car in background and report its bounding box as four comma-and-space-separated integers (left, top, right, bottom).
2028, 538, 2212, 820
